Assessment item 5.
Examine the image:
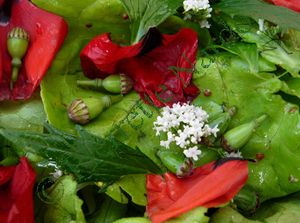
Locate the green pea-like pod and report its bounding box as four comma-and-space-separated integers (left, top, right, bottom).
77, 74, 133, 94
233, 187, 259, 214
222, 114, 267, 151
68, 95, 123, 125
157, 150, 193, 177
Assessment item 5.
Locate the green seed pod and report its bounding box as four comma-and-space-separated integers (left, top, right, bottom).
157, 150, 193, 177
233, 188, 259, 214
7, 27, 30, 89
68, 95, 123, 125
77, 74, 133, 94
222, 114, 267, 151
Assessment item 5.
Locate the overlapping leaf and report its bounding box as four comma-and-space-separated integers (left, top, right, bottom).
120, 0, 182, 43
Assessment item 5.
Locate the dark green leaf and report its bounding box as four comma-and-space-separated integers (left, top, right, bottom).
120, 0, 182, 43
88, 196, 127, 223
214, 0, 300, 31
0, 125, 162, 183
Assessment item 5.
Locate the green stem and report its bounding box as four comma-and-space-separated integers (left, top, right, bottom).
10, 67, 19, 89
77, 79, 103, 89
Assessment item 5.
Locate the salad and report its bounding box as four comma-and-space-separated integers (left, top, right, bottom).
1, 0, 300, 222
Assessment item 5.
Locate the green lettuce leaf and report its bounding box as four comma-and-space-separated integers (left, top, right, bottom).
220, 14, 300, 77
106, 174, 147, 206
0, 93, 45, 132
113, 207, 209, 223
0, 124, 162, 183
88, 196, 127, 223
193, 52, 300, 211
120, 0, 182, 43
36, 175, 86, 223
211, 192, 300, 223
214, 0, 300, 31
210, 207, 259, 223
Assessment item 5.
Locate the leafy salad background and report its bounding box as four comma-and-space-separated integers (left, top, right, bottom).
2, 0, 300, 222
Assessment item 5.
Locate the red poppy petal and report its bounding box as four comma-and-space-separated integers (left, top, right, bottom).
80, 28, 199, 107
146, 160, 248, 223
271, 0, 300, 12
0, 157, 36, 223
0, 0, 68, 100
0, 166, 15, 186
120, 28, 198, 107
80, 33, 143, 79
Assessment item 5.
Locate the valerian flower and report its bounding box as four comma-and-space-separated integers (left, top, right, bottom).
154, 103, 219, 161
183, 0, 212, 29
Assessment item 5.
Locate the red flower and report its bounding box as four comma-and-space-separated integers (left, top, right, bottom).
269, 0, 300, 12
80, 28, 199, 107
146, 159, 248, 223
0, 0, 68, 100
0, 157, 36, 223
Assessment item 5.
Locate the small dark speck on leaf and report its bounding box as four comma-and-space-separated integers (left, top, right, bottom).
204, 89, 212, 97
85, 23, 93, 28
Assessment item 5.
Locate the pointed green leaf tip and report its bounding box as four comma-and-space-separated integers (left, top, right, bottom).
120, 0, 183, 43
0, 123, 162, 183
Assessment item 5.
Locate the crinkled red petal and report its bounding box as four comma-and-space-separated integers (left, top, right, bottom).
271, 0, 300, 12
0, 157, 36, 223
80, 28, 199, 107
80, 33, 143, 79
0, 0, 68, 100
146, 160, 248, 223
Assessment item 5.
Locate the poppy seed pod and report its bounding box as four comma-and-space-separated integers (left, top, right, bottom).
68, 95, 123, 125
77, 74, 133, 95
7, 27, 30, 89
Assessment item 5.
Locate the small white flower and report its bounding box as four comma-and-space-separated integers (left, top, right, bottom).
200, 20, 211, 29
210, 125, 219, 137
184, 146, 202, 161
50, 169, 63, 179
224, 151, 243, 159
258, 19, 264, 32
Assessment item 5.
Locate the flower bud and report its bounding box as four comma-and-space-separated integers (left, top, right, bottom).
77, 74, 133, 95
157, 150, 193, 177
222, 114, 267, 151
68, 95, 123, 125
7, 27, 30, 89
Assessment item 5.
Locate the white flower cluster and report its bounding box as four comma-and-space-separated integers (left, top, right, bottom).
183, 0, 212, 29
154, 103, 219, 161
